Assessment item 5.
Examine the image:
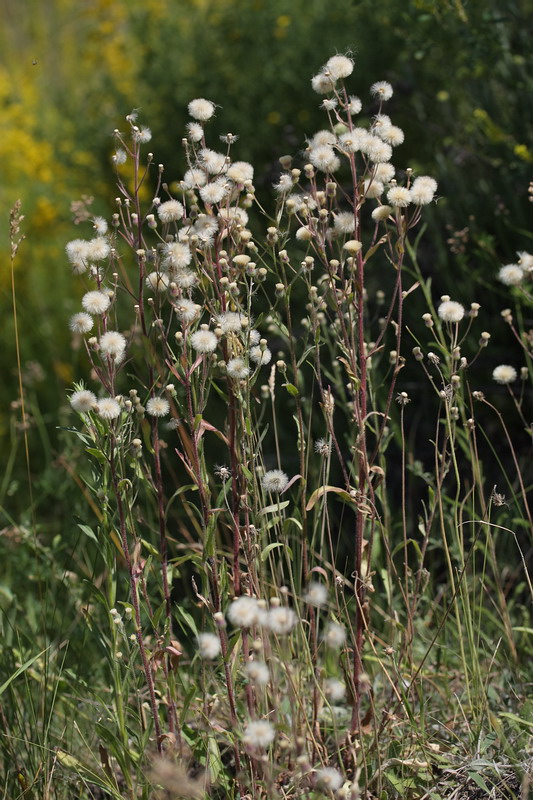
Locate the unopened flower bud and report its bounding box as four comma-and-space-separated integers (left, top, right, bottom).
266, 227, 279, 244
501, 308, 513, 324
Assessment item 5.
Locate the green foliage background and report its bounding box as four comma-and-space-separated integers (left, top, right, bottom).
0, 0, 530, 567
0, 2, 531, 794
1, 0, 531, 457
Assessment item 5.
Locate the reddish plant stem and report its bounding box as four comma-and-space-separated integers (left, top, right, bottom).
227, 389, 242, 595
110, 441, 162, 751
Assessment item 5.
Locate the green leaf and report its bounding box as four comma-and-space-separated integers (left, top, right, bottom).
284, 516, 302, 531
258, 500, 290, 516
141, 538, 159, 557
499, 712, 533, 729
85, 447, 107, 464
283, 382, 300, 398
261, 542, 293, 561
55, 751, 121, 798
77, 523, 98, 543
306, 485, 355, 511
0, 648, 49, 696
174, 605, 199, 637
467, 771, 492, 794
207, 736, 223, 782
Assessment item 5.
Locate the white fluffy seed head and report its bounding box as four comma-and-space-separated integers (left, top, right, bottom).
191, 330, 218, 353
249, 346, 272, 366
97, 397, 121, 420
378, 124, 405, 146
316, 767, 344, 792
163, 242, 192, 270
304, 582, 328, 608
517, 251, 533, 271
243, 719, 275, 748
99, 331, 127, 359
363, 136, 392, 163
70, 389, 97, 413
245, 660, 270, 685
324, 622, 346, 648
296, 226, 313, 241
217, 311, 246, 333
310, 130, 337, 148
146, 397, 170, 417
157, 199, 184, 223
492, 364, 517, 384
326, 54, 354, 80
173, 270, 197, 289
176, 298, 199, 323
197, 632, 221, 659
218, 207, 249, 229
186, 122, 204, 142
274, 174, 293, 194
66, 239, 90, 272
325, 678, 346, 702
343, 240, 363, 255
374, 163, 396, 183
199, 148, 227, 175
69, 312, 94, 334
410, 176, 437, 205
372, 205, 392, 222
347, 95, 362, 115
387, 186, 411, 208
311, 72, 336, 94
339, 128, 370, 154
92, 216, 108, 235
227, 161, 254, 184
261, 469, 289, 493
82, 290, 111, 315
438, 300, 465, 323
226, 357, 250, 380
188, 98, 216, 121
498, 264, 523, 286
267, 606, 297, 634
333, 212, 356, 234
309, 145, 340, 173
86, 237, 111, 261
200, 180, 228, 205
370, 81, 393, 101
145, 271, 169, 292
364, 179, 384, 199
227, 596, 260, 628
182, 167, 208, 189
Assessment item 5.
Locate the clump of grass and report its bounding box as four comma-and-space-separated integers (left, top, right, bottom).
3, 53, 532, 800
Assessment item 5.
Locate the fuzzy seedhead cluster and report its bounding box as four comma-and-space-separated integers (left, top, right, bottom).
63, 51, 531, 797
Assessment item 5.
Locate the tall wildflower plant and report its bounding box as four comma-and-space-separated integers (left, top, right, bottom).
62, 55, 531, 798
